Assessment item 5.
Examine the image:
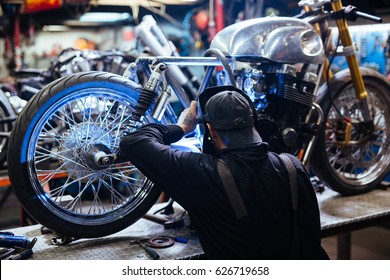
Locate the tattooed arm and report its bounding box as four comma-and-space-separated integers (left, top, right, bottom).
177, 101, 198, 135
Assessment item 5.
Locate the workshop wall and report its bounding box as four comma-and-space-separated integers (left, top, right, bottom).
23, 26, 131, 69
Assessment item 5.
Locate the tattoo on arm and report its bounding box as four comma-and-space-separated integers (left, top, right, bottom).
183, 113, 194, 126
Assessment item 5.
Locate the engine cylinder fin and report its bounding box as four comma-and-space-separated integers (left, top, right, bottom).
278, 85, 314, 106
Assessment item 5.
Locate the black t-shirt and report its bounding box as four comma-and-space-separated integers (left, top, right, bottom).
120, 124, 328, 259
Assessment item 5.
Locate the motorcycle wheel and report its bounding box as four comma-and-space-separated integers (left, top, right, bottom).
310, 67, 390, 195
7, 71, 162, 238
0, 90, 16, 167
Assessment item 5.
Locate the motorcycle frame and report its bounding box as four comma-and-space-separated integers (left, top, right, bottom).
135, 54, 324, 166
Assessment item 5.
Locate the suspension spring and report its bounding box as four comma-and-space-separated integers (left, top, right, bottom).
131, 63, 167, 122
131, 88, 159, 122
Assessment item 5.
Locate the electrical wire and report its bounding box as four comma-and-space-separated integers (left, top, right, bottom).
325, 34, 350, 122
144, 0, 180, 57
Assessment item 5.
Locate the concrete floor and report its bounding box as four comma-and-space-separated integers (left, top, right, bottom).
1, 186, 390, 260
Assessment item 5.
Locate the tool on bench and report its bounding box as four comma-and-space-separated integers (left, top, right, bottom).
173, 237, 188, 244
147, 236, 175, 248
154, 198, 175, 215
143, 198, 186, 229
143, 201, 187, 229
130, 238, 160, 260
0, 231, 31, 248
0, 248, 15, 259
5, 238, 37, 260
143, 213, 185, 229
129, 235, 184, 259
51, 235, 77, 245
0, 231, 37, 260
39, 226, 78, 246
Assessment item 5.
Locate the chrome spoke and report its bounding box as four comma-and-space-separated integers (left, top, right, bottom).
27, 89, 152, 222
325, 84, 390, 183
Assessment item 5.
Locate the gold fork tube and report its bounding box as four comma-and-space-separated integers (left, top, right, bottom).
331, 0, 367, 100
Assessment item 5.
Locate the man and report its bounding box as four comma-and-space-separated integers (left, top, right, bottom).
120, 86, 328, 260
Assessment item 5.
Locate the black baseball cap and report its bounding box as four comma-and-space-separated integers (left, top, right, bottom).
198, 85, 261, 153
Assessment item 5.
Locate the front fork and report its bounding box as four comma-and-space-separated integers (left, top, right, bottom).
330, 0, 372, 123
306, 0, 374, 147
330, 0, 377, 149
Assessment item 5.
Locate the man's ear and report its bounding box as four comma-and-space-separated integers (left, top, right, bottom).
206, 123, 216, 138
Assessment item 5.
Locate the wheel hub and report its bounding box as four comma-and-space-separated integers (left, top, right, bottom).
57, 123, 113, 181
84, 143, 115, 170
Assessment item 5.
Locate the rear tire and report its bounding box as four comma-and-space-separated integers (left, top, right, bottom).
7, 72, 161, 237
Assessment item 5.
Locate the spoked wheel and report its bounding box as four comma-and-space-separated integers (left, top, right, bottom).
0, 90, 16, 167
311, 68, 390, 195
7, 72, 161, 238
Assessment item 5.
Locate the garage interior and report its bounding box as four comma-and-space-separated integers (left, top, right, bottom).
1, 0, 390, 261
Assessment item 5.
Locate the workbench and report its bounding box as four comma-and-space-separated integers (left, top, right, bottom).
3, 186, 390, 260
3, 203, 204, 260
318, 184, 390, 259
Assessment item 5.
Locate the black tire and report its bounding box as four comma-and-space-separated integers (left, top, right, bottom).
7, 71, 161, 238
0, 90, 16, 167
310, 67, 390, 195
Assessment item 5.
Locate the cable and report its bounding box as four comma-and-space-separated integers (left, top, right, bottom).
203, 48, 236, 86
144, 0, 183, 29
325, 34, 350, 122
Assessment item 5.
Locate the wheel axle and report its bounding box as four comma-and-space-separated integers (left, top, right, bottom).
85, 143, 115, 170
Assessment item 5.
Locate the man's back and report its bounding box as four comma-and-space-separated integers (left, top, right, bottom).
206, 144, 326, 259
121, 124, 328, 259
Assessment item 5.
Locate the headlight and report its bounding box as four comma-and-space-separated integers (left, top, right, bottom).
301, 30, 323, 56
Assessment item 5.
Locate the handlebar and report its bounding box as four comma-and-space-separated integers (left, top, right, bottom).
334, 5, 382, 23
296, 2, 383, 24
354, 10, 383, 23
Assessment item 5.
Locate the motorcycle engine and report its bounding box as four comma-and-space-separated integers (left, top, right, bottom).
234, 63, 318, 154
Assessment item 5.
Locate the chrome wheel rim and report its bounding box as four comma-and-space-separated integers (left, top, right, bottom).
325, 84, 390, 186
26, 88, 151, 225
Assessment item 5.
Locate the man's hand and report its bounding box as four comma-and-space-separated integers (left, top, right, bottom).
177, 101, 198, 135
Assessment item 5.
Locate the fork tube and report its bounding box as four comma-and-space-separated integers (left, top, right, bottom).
331, 1, 366, 99
331, 0, 371, 120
